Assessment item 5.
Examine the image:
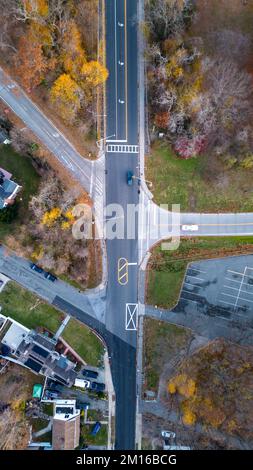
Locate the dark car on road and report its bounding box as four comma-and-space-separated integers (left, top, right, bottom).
30, 263, 43, 274
90, 382, 105, 392
82, 369, 98, 379
44, 272, 57, 282
126, 170, 133, 186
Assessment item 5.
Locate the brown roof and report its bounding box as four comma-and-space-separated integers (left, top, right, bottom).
52, 415, 80, 450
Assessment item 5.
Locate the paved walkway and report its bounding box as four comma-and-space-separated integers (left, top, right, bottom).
33, 419, 52, 438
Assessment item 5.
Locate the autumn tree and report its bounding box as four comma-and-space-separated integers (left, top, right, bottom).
15, 27, 48, 90
81, 60, 109, 93
50, 73, 83, 123
60, 20, 86, 78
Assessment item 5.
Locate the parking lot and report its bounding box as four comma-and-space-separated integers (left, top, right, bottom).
174, 255, 253, 328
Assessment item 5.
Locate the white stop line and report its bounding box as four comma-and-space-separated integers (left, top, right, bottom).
125, 303, 138, 331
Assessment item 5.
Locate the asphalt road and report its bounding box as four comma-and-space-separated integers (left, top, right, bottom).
105, 0, 139, 449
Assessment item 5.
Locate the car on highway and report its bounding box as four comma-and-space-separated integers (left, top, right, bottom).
82, 369, 98, 379
44, 271, 57, 282
126, 170, 133, 186
90, 382, 105, 392
30, 263, 43, 274
181, 224, 199, 232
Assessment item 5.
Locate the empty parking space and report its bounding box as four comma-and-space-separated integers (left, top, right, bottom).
174, 255, 253, 327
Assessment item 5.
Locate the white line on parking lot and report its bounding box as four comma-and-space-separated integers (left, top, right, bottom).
184, 281, 202, 288
180, 297, 200, 304
185, 275, 204, 282
182, 290, 203, 298
225, 277, 242, 284
219, 299, 236, 308
189, 267, 206, 274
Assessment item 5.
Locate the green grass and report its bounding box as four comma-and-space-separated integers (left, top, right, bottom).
30, 418, 49, 433
0, 145, 40, 240
147, 236, 253, 309
143, 318, 192, 392
0, 282, 62, 333
62, 318, 104, 367
146, 142, 253, 212
81, 423, 108, 446
0, 282, 104, 365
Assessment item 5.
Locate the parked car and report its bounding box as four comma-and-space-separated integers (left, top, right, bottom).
30, 263, 43, 274
90, 421, 101, 436
90, 382, 105, 392
126, 170, 133, 186
74, 378, 90, 389
181, 225, 199, 232
82, 369, 98, 379
161, 430, 176, 439
44, 272, 57, 282
44, 390, 59, 399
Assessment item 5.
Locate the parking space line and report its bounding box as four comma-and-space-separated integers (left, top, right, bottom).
185, 275, 204, 282
228, 269, 253, 280
223, 285, 239, 291
221, 292, 237, 300
189, 267, 206, 274
183, 281, 202, 288
180, 297, 200, 304
219, 299, 237, 308
237, 297, 253, 305
225, 277, 242, 284
182, 290, 203, 298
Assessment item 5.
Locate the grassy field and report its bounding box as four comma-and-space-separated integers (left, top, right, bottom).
143, 318, 192, 392
0, 145, 40, 240
81, 423, 108, 447
0, 282, 104, 365
62, 318, 104, 367
146, 236, 253, 309
146, 143, 253, 212
0, 282, 62, 333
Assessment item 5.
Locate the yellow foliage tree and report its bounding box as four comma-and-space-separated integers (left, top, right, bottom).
42, 207, 61, 226
24, 0, 49, 17
182, 408, 196, 426
169, 373, 196, 399
81, 60, 109, 88
50, 74, 82, 123
61, 20, 86, 78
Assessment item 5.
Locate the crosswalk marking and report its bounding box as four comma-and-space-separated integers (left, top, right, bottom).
106, 144, 139, 154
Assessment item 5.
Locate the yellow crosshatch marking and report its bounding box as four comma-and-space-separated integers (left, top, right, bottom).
118, 257, 128, 285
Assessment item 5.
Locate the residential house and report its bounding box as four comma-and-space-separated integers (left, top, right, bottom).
0, 167, 21, 209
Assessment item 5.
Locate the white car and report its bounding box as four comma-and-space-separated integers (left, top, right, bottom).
161, 430, 176, 439
181, 224, 199, 232
74, 378, 90, 389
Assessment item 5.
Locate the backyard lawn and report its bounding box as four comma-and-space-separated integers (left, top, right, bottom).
0, 282, 62, 333
81, 423, 108, 447
146, 236, 253, 309
62, 318, 104, 367
0, 282, 104, 366
0, 144, 40, 240
146, 142, 253, 212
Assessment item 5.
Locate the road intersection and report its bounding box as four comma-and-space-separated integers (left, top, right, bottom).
1, 0, 253, 451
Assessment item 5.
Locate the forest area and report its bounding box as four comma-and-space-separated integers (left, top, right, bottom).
0, 0, 108, 150
146, 0, 253, 170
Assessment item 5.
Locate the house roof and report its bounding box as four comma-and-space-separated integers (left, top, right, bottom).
0, 168, 20, 209
52, 414, 80, 450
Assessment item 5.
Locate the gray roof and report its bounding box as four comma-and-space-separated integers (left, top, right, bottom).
0, 174, 20, 209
